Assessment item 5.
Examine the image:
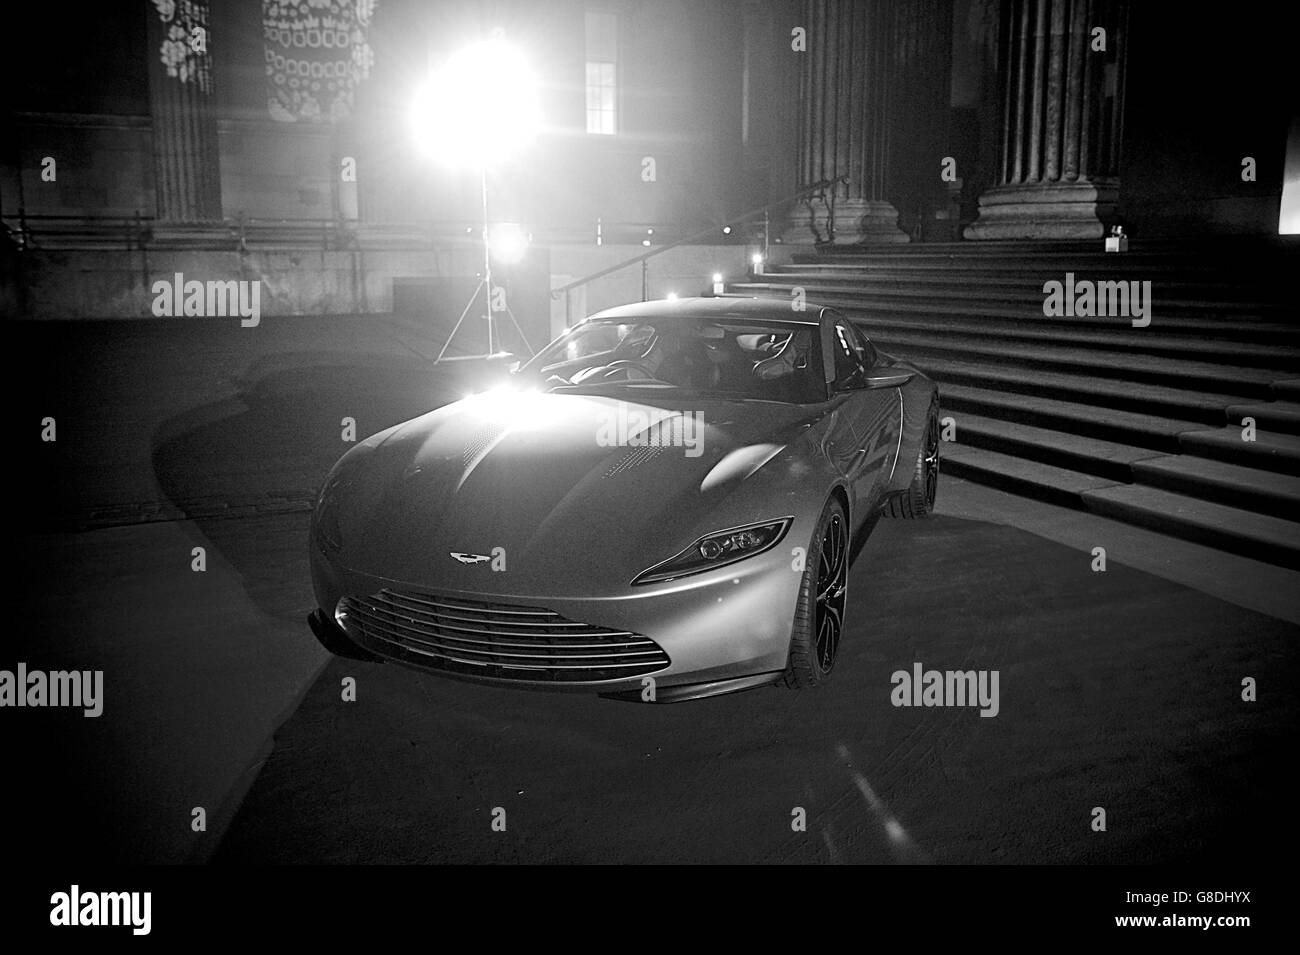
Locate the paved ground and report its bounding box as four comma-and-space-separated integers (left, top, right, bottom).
210, 509, 1297, 865
12, 514, 326, 864
8, 315, 1298, 865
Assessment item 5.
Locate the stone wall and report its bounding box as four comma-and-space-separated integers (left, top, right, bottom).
4, 239, 750, 333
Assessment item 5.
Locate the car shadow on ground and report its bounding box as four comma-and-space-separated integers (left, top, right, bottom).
212, 513, 1299, 865
148, 353, 485, 620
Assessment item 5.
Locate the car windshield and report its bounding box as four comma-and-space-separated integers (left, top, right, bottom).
519, 315, 826, 404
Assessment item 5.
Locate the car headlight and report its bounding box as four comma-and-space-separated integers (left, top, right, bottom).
632, 517, 792, 585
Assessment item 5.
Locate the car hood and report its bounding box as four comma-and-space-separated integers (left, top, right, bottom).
329, 387, 825, 594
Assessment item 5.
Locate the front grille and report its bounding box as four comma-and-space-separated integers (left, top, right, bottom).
337, 590, 671, 683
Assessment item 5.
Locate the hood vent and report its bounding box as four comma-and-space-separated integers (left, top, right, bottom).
462, 423, 506, 469
603, 446, 665, 478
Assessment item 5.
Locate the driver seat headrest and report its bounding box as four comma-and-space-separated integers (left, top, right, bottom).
752, 335, 803, 380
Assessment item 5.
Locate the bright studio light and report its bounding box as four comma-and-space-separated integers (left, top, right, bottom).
410, 34, 541, 167
489, 222, 529, 263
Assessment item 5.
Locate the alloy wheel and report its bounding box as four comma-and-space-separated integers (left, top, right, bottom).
814, 512, 848, 673
922, 413, 940, 510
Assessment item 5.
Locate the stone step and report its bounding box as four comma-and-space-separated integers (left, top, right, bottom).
869, 328, 1295, 390
941, 442, 1119, 506
921, 357, 1257, 422
946, 412, 1162, 482
726, 288, 1299, 340
1176, 427, 1300, 476
1224, 401, 1300, 435
731, 280, 1287, 317
942, 383, 1300, 474
766, 268, 1278, 301
948, 413, 1299, 516
788, 240, 1293, 262
1130, 455, 1300, 516
940, 445, 1300, 568
939, 382, 1209, 452
842, 306, 1300, 358
1080, 484, 1300, 570
729, 236, 1300, 569
772, 259, 1281, 279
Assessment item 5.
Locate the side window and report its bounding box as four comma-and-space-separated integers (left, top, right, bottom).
832, 322, 867, 390
850, 324, 879, 368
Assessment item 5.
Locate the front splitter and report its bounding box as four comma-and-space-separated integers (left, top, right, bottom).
598, 670, 786, 703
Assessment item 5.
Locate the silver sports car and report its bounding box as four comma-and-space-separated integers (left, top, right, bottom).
308, 297, 940, 701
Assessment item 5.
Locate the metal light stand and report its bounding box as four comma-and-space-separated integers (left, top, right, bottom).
435, 166, 535, 363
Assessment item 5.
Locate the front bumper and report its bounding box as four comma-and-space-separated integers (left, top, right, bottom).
308, 537, 804, 700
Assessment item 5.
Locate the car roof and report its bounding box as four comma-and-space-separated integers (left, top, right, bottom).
585, 296, 832, 326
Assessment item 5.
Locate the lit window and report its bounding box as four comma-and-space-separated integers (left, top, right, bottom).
585, 11, 617, 134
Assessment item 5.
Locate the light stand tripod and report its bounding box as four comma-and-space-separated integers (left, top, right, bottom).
435, 167, 535, 363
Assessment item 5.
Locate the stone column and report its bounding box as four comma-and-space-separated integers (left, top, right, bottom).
889, 0, 954, 238
964, 0, 1128, 239
145, 0, 223, 225
785, 0, 909, 245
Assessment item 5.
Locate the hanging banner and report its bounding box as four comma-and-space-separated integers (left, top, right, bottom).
151, 0, 214, 94
263, 0, 378, 122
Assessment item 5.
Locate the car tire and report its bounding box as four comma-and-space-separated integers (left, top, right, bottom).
885, 397, 940, 519
782, 495, 849, 689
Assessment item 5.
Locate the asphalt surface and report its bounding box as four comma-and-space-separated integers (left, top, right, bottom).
211, 510, 1297, 865
8, 315, 1298, 865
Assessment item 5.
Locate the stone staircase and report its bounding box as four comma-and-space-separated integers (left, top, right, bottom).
727, 238, 1300, 569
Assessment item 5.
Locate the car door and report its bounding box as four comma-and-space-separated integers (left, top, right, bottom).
827, 315, 901, 506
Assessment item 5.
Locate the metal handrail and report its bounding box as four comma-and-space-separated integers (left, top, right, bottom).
6, 213, 686, 253
550, 176, 848, 321
4, 210, 155, 251
9, 213, 156, 220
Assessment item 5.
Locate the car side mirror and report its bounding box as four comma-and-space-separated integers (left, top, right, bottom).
864, 369, 914, 389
